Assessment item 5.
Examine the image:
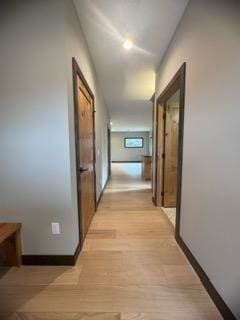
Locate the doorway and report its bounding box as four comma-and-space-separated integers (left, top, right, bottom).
72, 58, 96, 248
155, 63, 185, 238
163, 89, 180, 208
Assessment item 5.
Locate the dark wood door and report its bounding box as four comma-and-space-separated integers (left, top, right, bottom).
76, 74, 95, 239
163, 105, 179, 207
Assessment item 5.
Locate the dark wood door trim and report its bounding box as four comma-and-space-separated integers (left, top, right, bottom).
22, 242, 81, 266
155, 62, 186, 240
150, 93, 155, 194
107, 126, 111, 179
177, 236, 236, 319
161, 102, 167, 207
72, 57, 97, 249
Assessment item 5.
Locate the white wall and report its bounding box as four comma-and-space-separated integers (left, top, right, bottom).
63, 0, 109, 201
111, 132, 150, 162
154, 0, 240, 317
0, 0, 109, 255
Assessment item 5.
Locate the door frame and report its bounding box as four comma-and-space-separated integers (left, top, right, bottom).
72, 57, 97, 248
107, 126, 111, 179
154, 63, 186, 239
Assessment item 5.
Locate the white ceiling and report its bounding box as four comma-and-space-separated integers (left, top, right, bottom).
74, 0, 188, 131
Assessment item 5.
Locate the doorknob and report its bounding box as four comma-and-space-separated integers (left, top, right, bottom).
80, 167, 88, 173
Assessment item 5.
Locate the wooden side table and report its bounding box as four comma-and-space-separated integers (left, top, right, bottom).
0, 223, 22, 267
142, 155, 152, 180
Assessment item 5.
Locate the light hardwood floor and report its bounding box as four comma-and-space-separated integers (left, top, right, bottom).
0, 163, 222, 319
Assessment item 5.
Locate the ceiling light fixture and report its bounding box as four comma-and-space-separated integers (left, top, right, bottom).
123, 39, 133, 50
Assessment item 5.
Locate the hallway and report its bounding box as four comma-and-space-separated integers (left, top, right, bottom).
0, 163, 221, 319
0, 1, 239, 318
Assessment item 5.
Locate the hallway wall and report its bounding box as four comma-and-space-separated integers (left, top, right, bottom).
0, 0, 109, 255
111, 131, 150, 162
154, 0, 240, 317
64, 0, 110, 212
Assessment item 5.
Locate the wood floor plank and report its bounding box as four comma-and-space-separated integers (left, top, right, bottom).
83, 238, 177, 252
78, 262, 167, 286
0, 284, 220, 313
87, 230, 116, 239
120, 312, 222, 320
0, 266, 81, 286
0, 313, 120, 320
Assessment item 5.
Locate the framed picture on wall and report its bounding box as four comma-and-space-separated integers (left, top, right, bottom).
124, 137, 144, 148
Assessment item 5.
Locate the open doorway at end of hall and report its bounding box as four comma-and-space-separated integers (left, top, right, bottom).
154, 63, 185, 237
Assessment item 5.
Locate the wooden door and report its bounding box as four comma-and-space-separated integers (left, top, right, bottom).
76, 74, 95, 240
163, 105, 179, 207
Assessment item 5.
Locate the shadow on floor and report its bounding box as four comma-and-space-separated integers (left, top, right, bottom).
0, 267, 10, 279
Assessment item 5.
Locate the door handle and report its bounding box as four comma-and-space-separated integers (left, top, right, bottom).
80, 167, 88, 173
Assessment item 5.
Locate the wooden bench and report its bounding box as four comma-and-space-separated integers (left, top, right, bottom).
0, 223, 22, 267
